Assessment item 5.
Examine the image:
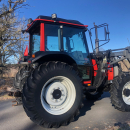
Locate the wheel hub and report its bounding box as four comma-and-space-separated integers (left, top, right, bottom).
123, 89, 130, 97
44, 82, 67, 106
52, 89, 62, 99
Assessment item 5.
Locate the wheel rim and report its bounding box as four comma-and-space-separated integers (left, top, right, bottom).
122, 81, 130, 105
41, 76, 76, 115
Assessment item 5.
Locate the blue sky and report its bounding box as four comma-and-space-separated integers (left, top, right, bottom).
19, 0, 130, 52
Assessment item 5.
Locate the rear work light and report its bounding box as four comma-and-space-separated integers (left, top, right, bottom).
52, 13, 57, 19
28, 18, 33, 24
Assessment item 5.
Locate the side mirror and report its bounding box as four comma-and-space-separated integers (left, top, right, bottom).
22, 30, 26, 34
104, 27, 107, 40
104, 27, 110, 41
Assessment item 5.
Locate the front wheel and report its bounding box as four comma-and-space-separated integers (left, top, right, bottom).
110, 73, 130, 112
22, 62, 84, 128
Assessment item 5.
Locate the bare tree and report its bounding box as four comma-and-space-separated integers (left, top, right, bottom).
0, 0, 27, 18
0, 0, 28, 76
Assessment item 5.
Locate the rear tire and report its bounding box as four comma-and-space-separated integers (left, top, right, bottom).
22, 62, 84, 128
110, 72, 130, 112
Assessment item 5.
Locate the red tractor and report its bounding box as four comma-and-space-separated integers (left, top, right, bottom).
12, 14, 130, 128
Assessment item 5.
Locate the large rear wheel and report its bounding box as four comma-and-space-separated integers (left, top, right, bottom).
22, 62, 84, 128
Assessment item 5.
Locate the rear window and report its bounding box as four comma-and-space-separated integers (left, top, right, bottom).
31, 25, 40, 54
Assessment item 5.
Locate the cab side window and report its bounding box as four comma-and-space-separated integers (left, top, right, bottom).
45, 24, 60, 51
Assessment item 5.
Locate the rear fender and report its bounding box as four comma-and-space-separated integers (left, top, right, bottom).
30, 52, 77, 66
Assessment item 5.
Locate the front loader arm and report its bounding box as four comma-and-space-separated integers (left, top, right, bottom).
109, 46, 130, 65
89, 46, 130, 90
93, 46, 130, 66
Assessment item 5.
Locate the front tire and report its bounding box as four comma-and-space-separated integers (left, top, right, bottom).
22, 62, 84, 128
110, 72, 130, 112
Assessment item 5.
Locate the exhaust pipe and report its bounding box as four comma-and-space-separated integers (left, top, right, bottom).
94, 24, 99, 53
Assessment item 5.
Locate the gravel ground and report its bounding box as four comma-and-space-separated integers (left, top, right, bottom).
0, 92, 130, 130
0, 78, 130, 130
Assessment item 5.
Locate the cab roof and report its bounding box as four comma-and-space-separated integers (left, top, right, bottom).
26, 15, 88, 32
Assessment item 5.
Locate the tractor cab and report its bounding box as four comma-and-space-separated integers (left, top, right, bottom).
25, 14, 90, 64
22, 14, 91, 80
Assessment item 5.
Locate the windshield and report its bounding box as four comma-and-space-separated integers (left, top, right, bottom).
63, 27, 90, 64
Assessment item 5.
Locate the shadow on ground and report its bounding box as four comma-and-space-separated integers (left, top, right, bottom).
75, 92, 110, 121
